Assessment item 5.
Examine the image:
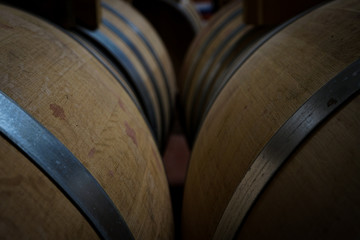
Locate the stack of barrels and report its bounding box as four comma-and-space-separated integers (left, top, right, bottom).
1, 0, 360, 239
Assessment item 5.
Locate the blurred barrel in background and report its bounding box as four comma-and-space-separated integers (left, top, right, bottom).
71, 0, 177, 149
180, 0, 273, 144
133, 0, 203, 82
182, 0, 360, 239
0, 4, 174, 239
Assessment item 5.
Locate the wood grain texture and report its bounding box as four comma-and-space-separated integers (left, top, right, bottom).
0, 137, 99, 240
0, 5, 173, 239
235, 94, 360, 240
68, 31, 140, 110
182, 0, 360, 239
75, 0, 177, 148
104, 0, 176, 148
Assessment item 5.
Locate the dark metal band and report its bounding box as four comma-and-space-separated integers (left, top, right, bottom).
0, 91, 134, 240
76, 27, 159, 143
192, 26, 273, 140
102, 18, 166, 145
214, 59, 360, 240
67, 32, 141, 118
101, 2, 174, 119
65, 31, 157, 143
201, 2, 329, 138
9, 10, 153, 141
186, 22, 246, 136
187, 24, 246, 127
182, 7, 243, 102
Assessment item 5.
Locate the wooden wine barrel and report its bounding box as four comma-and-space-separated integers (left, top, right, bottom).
181, 0, 204, 31
68, 31, 142, 114
73, 0, 176, 149
133, 0, 203, 80
180, 0, 273, 144
182, 0, 360, 239
0, 5, 174, 239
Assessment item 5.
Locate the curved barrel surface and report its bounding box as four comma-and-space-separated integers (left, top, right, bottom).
182, 0, 360, 239
0, 5, 174, 239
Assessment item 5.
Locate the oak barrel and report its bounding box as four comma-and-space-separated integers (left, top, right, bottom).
73, 0, 177, 148
180, 0, 272, 144
182, 0, 360, 239
0, 5, 174, 239
133, 0, 203, 80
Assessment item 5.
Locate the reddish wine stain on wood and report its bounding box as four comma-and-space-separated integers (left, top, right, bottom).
50, 103, 66, 120
0, 23, 14, 30
88, 147, 96, 158
108, 170, 114, 178
125, 122, 137, 147
118, 98, 126, 112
